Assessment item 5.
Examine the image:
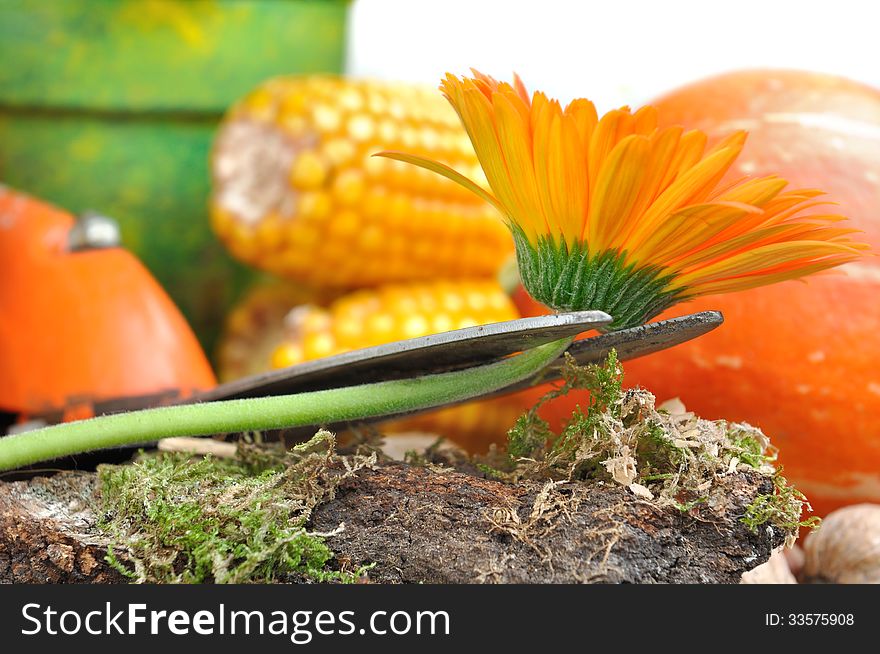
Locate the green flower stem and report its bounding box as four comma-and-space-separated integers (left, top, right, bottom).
0, 337, 573, 472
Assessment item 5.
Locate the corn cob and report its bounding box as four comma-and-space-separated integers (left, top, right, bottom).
210, 76, 513, 288
216, 282, 340, 383
270, 280, 529, 451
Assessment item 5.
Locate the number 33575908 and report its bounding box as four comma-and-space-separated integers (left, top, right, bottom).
765, 614, 854, 626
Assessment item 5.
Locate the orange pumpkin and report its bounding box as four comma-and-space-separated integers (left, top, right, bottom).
516, 71, 880, 516
0, 187, 216, 423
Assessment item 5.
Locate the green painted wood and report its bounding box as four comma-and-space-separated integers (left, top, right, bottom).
0, 0, 349, 357
0, 0, 350, 111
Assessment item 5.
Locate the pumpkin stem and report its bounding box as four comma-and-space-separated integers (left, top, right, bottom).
0, 338, 573, 471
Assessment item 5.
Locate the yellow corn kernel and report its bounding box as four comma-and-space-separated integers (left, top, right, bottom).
400, 314, 430, 339
211, 76, 514, 288
297, 191, 333, 221
302, 331, 336, 360
312, 103, 342, 132
328, 210, 360, 239
271, 342, 305, 369
255, 213, 286, 251
289, 151, 328, 189
227, 222, 258, 261
364, 311, 396, 342
288, 224, 321, 249
332, 169, 366, 206
346, 114, 375, 141
238, 88, 276, 121
321, 138, 357, 167
209, 202, 234, 237
215, 282, 340, 383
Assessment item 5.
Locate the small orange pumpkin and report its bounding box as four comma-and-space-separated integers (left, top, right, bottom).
0, 187, 216, 423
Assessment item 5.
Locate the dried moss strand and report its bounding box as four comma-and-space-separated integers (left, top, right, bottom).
0, 337, 573, 471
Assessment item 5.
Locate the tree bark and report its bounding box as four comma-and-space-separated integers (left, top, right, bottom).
0, 463, 783, 584
0, 472, 124, 583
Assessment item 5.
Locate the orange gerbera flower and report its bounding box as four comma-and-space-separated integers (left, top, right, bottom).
380, 70, 868, 329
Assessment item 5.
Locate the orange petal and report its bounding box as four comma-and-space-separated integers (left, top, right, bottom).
677, 240, 863, 287
588, 109, 629, 198
587, 134, 651, 251
494, 91, 544, 233
547, 111, 589, 244
688, 255, 863, 296
658, 129, 707, 190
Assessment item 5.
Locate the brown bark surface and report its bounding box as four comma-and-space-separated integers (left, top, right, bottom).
0, 472, 124, 583
0, 463, 782, 584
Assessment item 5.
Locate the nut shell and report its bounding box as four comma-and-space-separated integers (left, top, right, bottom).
802, 504, 880, 583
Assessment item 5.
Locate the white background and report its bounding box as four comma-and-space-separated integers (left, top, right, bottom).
347, 0, 880, 111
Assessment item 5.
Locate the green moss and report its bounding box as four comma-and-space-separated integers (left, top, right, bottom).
475, 462, 508, 479
97, 431, 374, 584
670, 496, 708, 513
635, 421, 689, 476
507, 412, 554, 461
551, 351, 623, 457
728, 427, 778, 469
501, 349, 623, 474
742, 471, 821, 536
480, 350, 817, 542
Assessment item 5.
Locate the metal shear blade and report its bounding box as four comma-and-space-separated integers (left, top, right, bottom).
194, 310, 613, 401
190, 311, 723, 424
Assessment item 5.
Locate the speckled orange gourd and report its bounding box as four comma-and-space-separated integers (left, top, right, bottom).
210, 77, 512, 287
